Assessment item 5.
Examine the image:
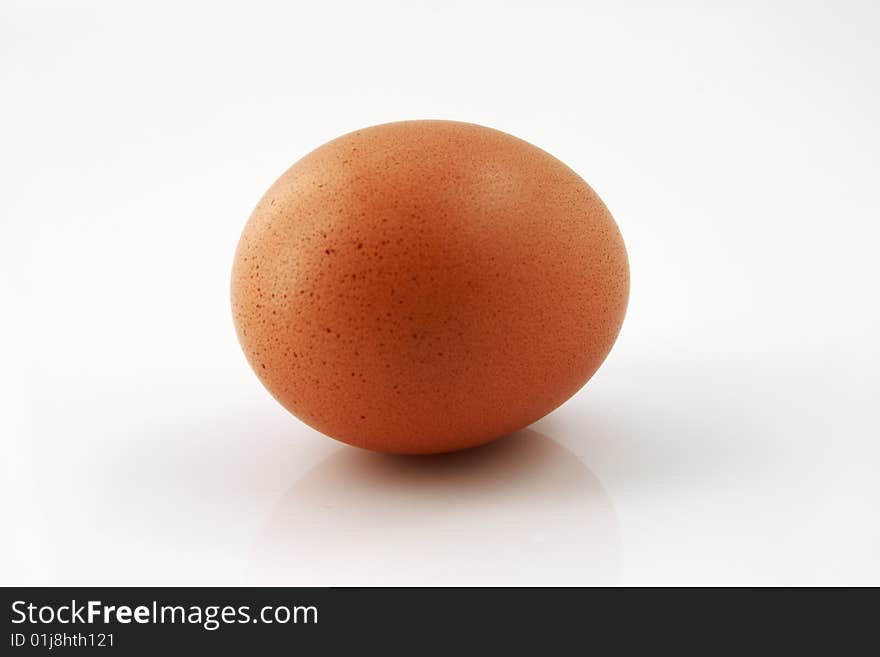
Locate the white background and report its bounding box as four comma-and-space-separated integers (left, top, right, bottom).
2, 1, 878, 586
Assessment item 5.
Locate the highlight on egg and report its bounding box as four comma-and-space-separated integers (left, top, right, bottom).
231, 120, 628, 454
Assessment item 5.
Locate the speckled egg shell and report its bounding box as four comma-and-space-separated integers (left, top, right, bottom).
231, 121, 628, 454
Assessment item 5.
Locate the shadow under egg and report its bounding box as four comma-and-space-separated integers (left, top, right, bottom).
252, 429, 620, 585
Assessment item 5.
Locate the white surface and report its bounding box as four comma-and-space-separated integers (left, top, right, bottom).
2, 1, 879, 586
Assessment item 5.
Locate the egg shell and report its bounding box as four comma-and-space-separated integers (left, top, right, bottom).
231, 121, 628, 454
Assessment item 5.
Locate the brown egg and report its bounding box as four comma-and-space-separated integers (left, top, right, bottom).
231, 121, 628, 454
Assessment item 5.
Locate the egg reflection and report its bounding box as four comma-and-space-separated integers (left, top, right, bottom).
252, 430, 620, 585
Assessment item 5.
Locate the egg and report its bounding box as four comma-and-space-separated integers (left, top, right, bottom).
231, 121, 628, 454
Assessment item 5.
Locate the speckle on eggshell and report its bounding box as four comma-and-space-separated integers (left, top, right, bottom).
231, 120, 629, 454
